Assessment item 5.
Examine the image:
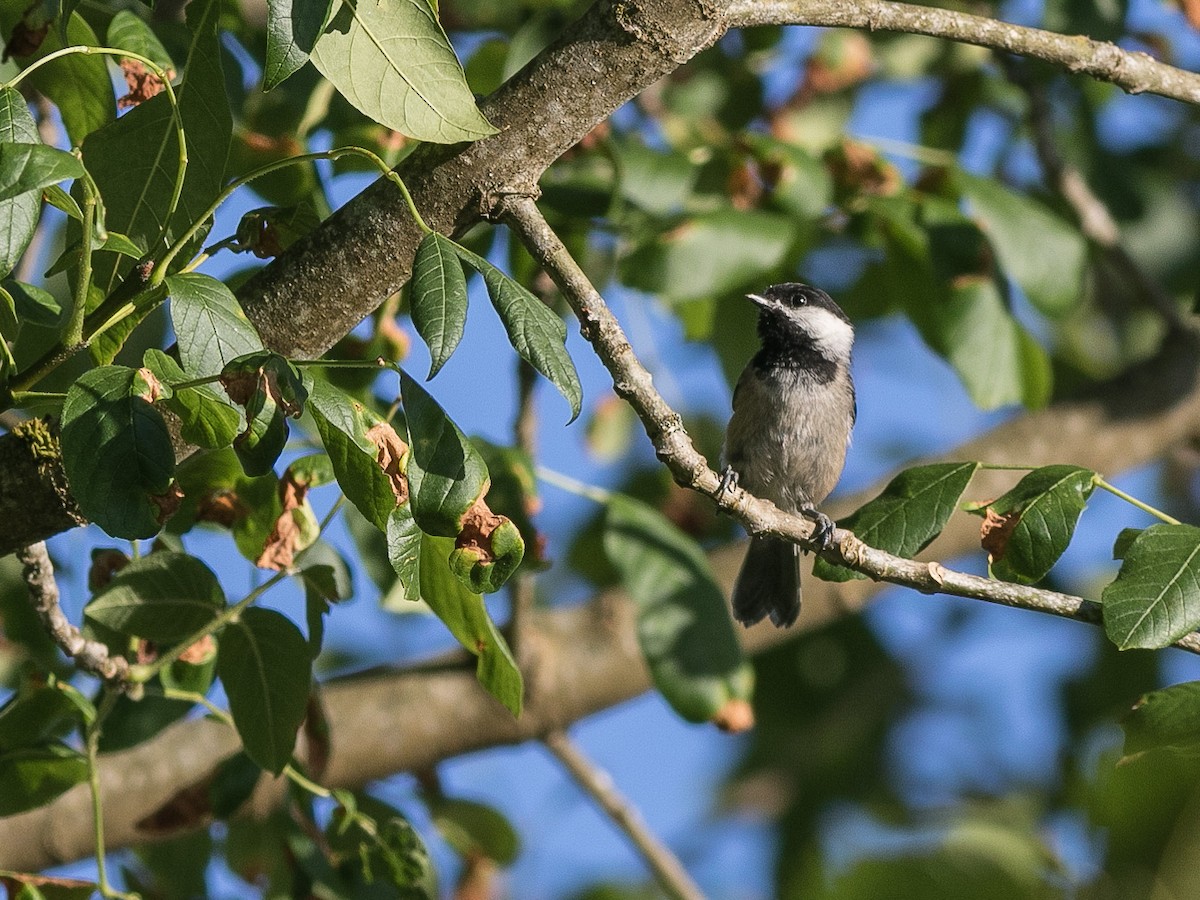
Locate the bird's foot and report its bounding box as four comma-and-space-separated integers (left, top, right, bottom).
716, 466, 739, 500
800, 504, 837, 551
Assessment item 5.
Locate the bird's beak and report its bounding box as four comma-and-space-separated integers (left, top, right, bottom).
746, 293, 771, 309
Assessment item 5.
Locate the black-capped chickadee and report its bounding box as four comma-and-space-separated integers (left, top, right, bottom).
720, 283, 856, 628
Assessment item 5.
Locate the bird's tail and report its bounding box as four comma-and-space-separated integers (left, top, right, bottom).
731, 536, 801, 628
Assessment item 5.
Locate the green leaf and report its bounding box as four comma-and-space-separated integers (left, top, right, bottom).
603, 495, 754, 724
265, 0, 333, 89
0, 11, 114, 145
218, 607, 312, 775
419, 533, 522, 716
0, 89, 40, 280
0, 743, 90, 816
453, 247, 582, 421
308, 379, 405, 531
814, 462, 981, 582
60, 366, 177, 539
0, 687, 84, 753
620, 209, 800, 304
385, 503, 423, 604
96, 690, 198, 753
1103, 524, 1200, 650
209, 751, 263, 819
311, 0, 498, 143
0, 143, 84, 203
907, 275, 1052, 410
107, 10, 175, 71
85, 551, 224, 642
5, 279, 62, 329
143, 349, 241, 450
400, 368, 489, 536
972, 465, 1096, 585
959, 173, 1087, 317
1122, 681, 1200, 760
82, 0, 231, 293
168, 273, 264, 378
428, 797, 520, 865
411, 232, 468, 378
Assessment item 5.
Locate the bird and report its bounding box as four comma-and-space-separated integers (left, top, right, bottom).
720, 282, 856, 628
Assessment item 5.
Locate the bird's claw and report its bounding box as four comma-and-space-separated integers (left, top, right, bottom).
716, 466, 739, 500
800, 505, 836, 551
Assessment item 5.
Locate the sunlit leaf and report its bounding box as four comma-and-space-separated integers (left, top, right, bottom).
815, 462, 980, 582
1123, 681, 1200, 761
0, 143, 84, 203
168, 273, 264, 378
0, 89, 40, 280
265, 0, 332, 89
1103, 524, 1200, 650
311, 0, 497, 143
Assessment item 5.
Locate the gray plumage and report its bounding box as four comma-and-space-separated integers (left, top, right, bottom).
722, 283, 856, 628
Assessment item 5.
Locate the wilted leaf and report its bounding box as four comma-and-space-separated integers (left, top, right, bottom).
971, 465, 1096, 584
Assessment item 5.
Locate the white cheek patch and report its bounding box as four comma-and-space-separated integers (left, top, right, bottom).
801, 307, 854, 359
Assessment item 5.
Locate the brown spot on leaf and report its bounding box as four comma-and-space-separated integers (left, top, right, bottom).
151, 482, 185, 524
980, 507, 1020, 562
220, 369, 260, 406
712, 698, 755, 733
256, 473, 310, 571
117, 59, 173, 110
825, 139, 902, 198
135, 367, 165, 403
178, 634, 216, 665
1184, 0, 1200, 29
3, 17, 48, 61
88, 549, 130, 591
802, 31, 874, 97
727, 161, 763, 211
366, 421, 410, 504
454, 852, 498, 900
196, 490, 248, 527
455, 496, 507, 563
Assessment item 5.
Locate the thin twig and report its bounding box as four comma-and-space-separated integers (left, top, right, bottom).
543, 730, 705, 900
16, 542, 130, 683
726, 0, 1200, 106
1000, 56, 1189, 331
499, 195, 1200, 656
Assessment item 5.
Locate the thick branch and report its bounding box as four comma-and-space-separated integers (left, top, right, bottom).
500, 195, 1200, 650
544, 731, 704, 900
728, 0, 1200, 105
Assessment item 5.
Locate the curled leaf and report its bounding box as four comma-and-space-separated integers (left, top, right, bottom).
447, 498, 525, 594
256, 468, 320, 571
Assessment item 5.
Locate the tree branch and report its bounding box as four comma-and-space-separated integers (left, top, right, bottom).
543, 730, 705, 900
15, 543, 130, 683
727, 0, 1200, 106
498, 195, 1200, 651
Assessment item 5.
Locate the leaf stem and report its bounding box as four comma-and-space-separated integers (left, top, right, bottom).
65, 171, 98, 347
86, 690, 137, 900
154, 147, 430, 281
536, 465, 613, 504
1093, 476, 1181, 525
4, 45, 188, 246
130, 568, 290, 683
